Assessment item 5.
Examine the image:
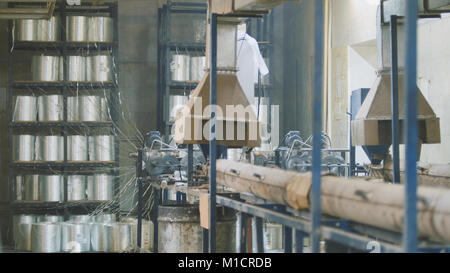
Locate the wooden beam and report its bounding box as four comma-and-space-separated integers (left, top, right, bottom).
216, 159, 450, 243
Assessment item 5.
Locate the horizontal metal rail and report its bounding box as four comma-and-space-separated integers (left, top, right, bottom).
216, 194, 403, 253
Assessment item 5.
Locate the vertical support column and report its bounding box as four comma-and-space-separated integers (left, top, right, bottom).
137, 181, 143, 248
152, 189, 160, 253
390, 15, 400, 184
295, 230, 306, 253
275, 150, 281, 168
202, 228, 209, 253
284, 226, 292, 253
7, 19, 14, 209
254, 217, 264, 253
246, 217, 253, 253
239, 213, 248, 253
209, 12, 218, 254
349, 105, 355, 176
136, 150, 143, 248
111, 1, 120, 211
187, 144, 193, 184
311, 0, 324, 254
164, 4, 172, 142
162, 189, 168, 205
61, 6, 68, 218
176, 191, 182, 204
157, 7, 163, 133
403, 0, 418, 253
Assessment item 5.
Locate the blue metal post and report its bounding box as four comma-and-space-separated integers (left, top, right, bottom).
403, 0, 418, 253
202, 228, 209, 253
275, 150, 281, 168
187, 144, 193, 184
137, 180, 143, 247
162, 189, 168, 205
239, 213, 248, 253
152, 189, 160, 253
295, 230, 305, 253
136, 150, 143, 248
176, 192, 182, 204
255, 217, 264, 253
311, 0, 324, 253
284, 226, 293, 253
390, 15, 400, 184
209, 12, 218, 253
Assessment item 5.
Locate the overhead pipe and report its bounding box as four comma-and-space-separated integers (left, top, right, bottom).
215, 160, 450, 243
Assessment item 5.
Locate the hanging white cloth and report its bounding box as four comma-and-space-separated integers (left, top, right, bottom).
236, 30, 269, 107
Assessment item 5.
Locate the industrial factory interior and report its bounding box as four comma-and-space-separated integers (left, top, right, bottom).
0, 0, 450, 257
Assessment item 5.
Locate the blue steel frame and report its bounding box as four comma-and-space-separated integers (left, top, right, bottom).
390, 15, 401, 184
310, 0, 324, 253
209, 12, 218, 253
403, 0, 419, 253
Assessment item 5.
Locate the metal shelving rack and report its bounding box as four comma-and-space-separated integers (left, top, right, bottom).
7, 1, 120, 219
157, 1, 207, 141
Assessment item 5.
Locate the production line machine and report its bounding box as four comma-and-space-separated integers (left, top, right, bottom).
137, 0, 450, 253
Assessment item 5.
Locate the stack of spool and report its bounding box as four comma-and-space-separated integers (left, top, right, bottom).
13, 213, 149, 253
67, 94, 110, 122
66, 135, 115, 162
38, 95, 64, 122
89, 135, 115, 161
35, 135, 64, 162
66, 55, 114, 82
15, 16, 61, 42
66, 15, 114, 82
66, 15, 113, 42
13, 95, 37, 122
66, 174, 115, 201
87, 174, 114, 201
16, 15, 113, 42
14, 172, 118, 204
13, 214, 64, 252
190, 56, 206, 82
31, 55, 64, 82
13, 94, 65, 122
14, 175, 64, 202
171, 54, 206, 82
67, 135, 88, 161
12, 135, 65, 162
28, 15, 114, 82
12, 135, 35, 162
169, 95, 189, 121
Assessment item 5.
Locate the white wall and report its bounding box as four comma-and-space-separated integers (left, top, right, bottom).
328, 0, 378, 164
331, 0, 378, 48
417, 16, 450, 164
